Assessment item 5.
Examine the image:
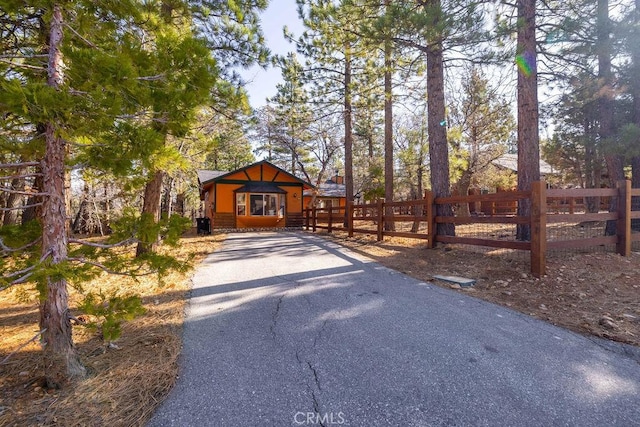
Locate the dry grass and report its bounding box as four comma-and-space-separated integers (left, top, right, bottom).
0, 231, 225, 427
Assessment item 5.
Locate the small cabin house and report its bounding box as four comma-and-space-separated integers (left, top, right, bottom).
197, 160, 314, 229
302, 174, 347, 210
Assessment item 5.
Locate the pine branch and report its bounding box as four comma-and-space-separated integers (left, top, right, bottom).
0, 188, 48, 196
1, 249, 51, 288
0, 54, 49, 59
136, 74, 166, 81
68, 238, 137, 249
0, 237, 41, 254
115, 111, 153, 120
63, 22, 98, 49
68, 88, 90, 96
0, 265, 37, 291
0, 59, 47, 71
0, 173, 43, 181
0, 162, 41, 169
67, 258, 155, 277
0, 329, 46, 365
2, 265, 36, 279
0, 202, 43, 212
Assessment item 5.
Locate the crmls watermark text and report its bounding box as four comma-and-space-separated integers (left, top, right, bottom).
293, 411, 346, 425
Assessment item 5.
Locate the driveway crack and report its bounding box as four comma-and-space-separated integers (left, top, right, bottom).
296, 349, 324, 422
313, 320, 329, 348
270, 294, 285, 340
307, 361, 322, 391
311, 389, 326, 427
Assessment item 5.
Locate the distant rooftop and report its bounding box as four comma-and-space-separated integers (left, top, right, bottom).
492, 153, 555, 175
303, 181, 346, 198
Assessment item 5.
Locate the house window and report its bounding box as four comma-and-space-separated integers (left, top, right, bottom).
249, 194, 281, 216
319, 199, 340, 209
236, 193, 246, 216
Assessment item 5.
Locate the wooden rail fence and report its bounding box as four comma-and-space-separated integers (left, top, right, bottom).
304, 180, 640, 278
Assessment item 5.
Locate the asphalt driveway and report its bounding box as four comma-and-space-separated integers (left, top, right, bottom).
149, 232, 640, 426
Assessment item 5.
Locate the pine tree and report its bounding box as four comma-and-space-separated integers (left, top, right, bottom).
515, 0, 540, 241
266, 53, 315, 178
449, 67, 515, 216
134, 10, 219, 256
293, 0, 380, 216
387, 0, 488, 235
0, 0, 267, 387
262, 53, 342, 187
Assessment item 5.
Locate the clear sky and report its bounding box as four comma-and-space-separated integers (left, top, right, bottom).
239, 0, 305, 109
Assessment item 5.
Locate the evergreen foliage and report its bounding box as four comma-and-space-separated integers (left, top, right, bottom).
78, 290, 146, 343
0, 0, 268, 386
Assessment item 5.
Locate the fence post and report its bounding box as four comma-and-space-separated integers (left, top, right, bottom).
304, 208, 309, 230
347, 201, 354, 237
425, 190, 435, 249
328, 206, 333, 233
530, 181, 547, 278
616, 179, 631, 257
312, 205, 317, 233
376, 198, 384, 241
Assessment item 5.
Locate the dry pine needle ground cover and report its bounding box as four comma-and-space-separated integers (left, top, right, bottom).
1, 229, 639, 426
0, 232, 225, 427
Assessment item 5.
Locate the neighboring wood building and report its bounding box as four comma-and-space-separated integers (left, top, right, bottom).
492, 153, 555, 177
303, 174, 347, 210
197, 160, 314, 229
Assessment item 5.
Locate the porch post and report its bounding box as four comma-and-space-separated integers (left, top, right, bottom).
312, 205, 317, 232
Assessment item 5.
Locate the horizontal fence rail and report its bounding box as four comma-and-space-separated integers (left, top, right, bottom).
304, 180, 639, 278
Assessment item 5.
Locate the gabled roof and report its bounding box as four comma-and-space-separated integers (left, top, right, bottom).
197, 170, 226, 185
198, 160, 314, 188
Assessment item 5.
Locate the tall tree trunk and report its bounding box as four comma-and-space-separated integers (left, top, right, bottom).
515, 0, 540, 241
424, 2, 454, 236
3, 173, 25, 226
344, 41, 354, 227
457, 171, 472, 217
0, 189, 5, 224
384, 0, 395, 231
597, 0, 624, 235
161, 175, 174, 218
175, 192, 186, 216
136, 170, 165, 256
23, 127, 46, 225
72, 181, 99, 234
39, 4, 86, 388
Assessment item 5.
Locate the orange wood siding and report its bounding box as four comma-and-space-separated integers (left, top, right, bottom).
285, 188, 303, 214
215, 183, 242, 212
